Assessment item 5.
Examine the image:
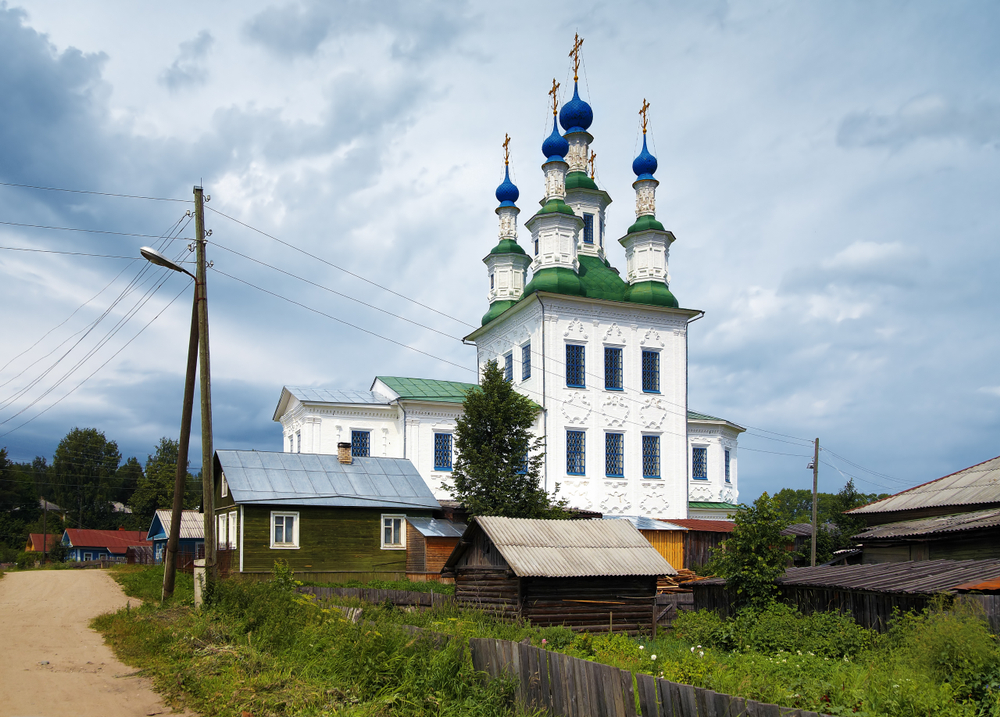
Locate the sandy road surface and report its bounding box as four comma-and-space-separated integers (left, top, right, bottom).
0, 569, 193, 717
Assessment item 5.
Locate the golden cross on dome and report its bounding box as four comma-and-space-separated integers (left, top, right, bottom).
640, 99, 650, 134
503, 133, 511, 165
569, 33, 584, 82
588, 150, 597, 180
549, 79, 560, 115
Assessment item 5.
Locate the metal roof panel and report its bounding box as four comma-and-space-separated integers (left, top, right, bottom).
849, 456, 1000, 515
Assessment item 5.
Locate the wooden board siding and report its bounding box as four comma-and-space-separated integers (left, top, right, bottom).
521, 576, 656, 634
454, 529, 507, 568
641, 529, 683, 570
425, 537, 459, 573
683, 531, 727, 570
405, 523, 426, 573
239, 505, 432, 574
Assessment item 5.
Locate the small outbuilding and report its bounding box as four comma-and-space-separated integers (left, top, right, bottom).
405, 517, 465, 582
442, 517, 676, 634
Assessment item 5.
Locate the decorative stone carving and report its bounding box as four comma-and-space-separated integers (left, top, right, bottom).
561, 392, 592, 425
498, 209, 517, 239
720, 487, 735, 504
381, 427, 389, 456
689, 484, 714, 502
640, 328, 664, 349
545, 167, 566, 200
564, 318, 588, 341
635, 181, 656, 217
600, 481, 631, 515
559, 480, 591, 509
639, 398, 668, 429
639, 483, 669, 517
601, 394, 629, 428
603, 322, 626, 345
566, 137, 589, 173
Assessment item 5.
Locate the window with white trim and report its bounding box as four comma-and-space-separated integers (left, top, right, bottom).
641, 350, 660, 393
583, 213, 594, 244
228, 510, 238, 549
271, 511, 299, 549
692, 447, 708, 480
351, 430, 370, 457
217, 513, 228, 550
434, 433, 453, 472
522, 343, 531, 380
605, 347, 623, 390
221, 473, 228, 498
566, 344, 585, 387
296, 430, 301, 453
382, 515, 405, 550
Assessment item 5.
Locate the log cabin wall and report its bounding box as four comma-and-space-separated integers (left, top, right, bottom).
520, 575, 657, 634
455, 567, 521, 616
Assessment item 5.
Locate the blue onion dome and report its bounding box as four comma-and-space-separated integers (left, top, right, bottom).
495, 165, 519, 206
632, 135, 657, 179
541, 116, 569, 161
559, 82, 593, 133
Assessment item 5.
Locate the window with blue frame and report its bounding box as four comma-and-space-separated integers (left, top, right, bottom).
725, 449, 731, 483
583, 213, 594, 244
522, 343, 531, 380
566, 344, 585, 387
434, 433, 453, 471
605, 347, 623, 390
567, 430, 585, 475
351, 430, 370, 457
599, 215, 604, 247
504, 352, 513, 382
605, 433, 624, 477
642, 435, 660, 478
534, 237, 539, 255
693, 446, 708, 480
641, 350, 660, 393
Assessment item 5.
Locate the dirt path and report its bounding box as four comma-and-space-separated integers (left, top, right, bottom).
0, 569, 194, 717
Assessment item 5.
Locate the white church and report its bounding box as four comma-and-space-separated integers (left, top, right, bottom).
274, 46, 743, 522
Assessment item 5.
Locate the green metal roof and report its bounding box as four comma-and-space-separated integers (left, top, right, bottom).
533, 198, 578, 217
688, 502, 741, 511
481, 299, 518, 326
565, 171, 599, 191
622, 280, 678, 308
522, 266, 586, 299
375, 376, 477, 403
625, 215, 666, 234
688, 410, 724, 422
487, 238, 526, 256
577, 254, 628, 301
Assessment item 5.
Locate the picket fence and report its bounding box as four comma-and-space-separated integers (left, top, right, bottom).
468, 637, 830, 717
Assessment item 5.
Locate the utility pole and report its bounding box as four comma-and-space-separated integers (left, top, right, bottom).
161, 293, 199, 600
42, 497, 47, 564
811, 437, 819, 567
194, 186, 216, 582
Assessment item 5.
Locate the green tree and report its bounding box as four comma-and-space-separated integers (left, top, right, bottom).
51, 427, 122, 530
450, 360, 564, 518
0, 447, 41, 558
127, 438, 198, 526
114, 456, 144, 505
712, 492, 792, 609
771, 487, 839, 525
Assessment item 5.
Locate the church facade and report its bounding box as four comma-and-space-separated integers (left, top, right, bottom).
273, 43, 742, 520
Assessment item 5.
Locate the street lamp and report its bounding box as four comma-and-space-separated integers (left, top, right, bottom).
140, 246, 198, 601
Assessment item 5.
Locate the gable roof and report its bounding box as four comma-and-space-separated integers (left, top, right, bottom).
848, 455, 1000, 516
63, 529, 150, 555
273, 386, 391, 421
27, 533, 59, 551
448, 516, 677, 577
215, 450, 440, 511
853, 507, 1000, 541
148, 509, 205, 541
373, 376, 477, 403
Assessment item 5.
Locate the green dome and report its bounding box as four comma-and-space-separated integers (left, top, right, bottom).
625, 215, 666, 234
623, 280, 678, 308
481, 299, 518, 325
565, 171, 599, 191
522, 267, 585, 298
534, 198, 578, 217
577, 255, 627, 301
487, 238, 526, 256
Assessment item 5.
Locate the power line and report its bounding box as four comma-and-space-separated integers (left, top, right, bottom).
0, 246, 136, 259
739, 446, 813, 458
205, 204, 476, 329
0, 180, 189, 203
0, 219, 189, 240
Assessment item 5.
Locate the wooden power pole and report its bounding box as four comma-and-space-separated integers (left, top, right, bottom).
811, 437, 820, 567
193, 186, 216, 582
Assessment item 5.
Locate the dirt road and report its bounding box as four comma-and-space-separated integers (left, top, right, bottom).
0, 569, 193, 717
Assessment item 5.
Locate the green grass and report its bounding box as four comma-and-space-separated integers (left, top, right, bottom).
108, 564, 195, 605
299, 577, 456, 595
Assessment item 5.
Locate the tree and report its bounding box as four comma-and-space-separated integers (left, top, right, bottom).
711, 492, 792, 610
450, 360, 565, 518
127, 438, 198, 526
114, 456, 144, 505
0, 447, 40, 559
51, 427, 122, 530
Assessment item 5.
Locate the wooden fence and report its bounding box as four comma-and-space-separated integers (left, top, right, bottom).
469, 637, 828, 717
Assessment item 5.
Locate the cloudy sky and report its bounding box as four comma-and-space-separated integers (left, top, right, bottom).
0, 0, 997, 504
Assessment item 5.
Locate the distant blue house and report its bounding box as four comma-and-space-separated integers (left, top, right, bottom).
147, 509, 205, 564
61, 529, 150, 562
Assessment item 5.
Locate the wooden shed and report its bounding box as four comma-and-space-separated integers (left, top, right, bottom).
442, 517, 676, 634
665, 518, 735, 570
604, 515, 684, 569
405, 517, 465, 582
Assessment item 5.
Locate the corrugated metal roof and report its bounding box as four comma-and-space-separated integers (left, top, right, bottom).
668, 519, 736, 533
849, 455, 1000, 515
687, 411, 746, 432
216, 450, 440, 511
374, 376, 477, 403
407, 517, 466, 538
286, 387, 391, 405
64, 529, 151, 554
150, 509, 205, 540
474, 516, 677, 577
953, 577, 1000, 592
688, 501, 741, 510
696, 559, 1000, 594
604, 515, 687, 532
853, 508, 1000, 541
27, 533, 58, 551
782, 522, 837, 537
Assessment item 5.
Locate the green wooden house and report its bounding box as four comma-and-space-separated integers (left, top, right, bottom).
214, 448, 440, 582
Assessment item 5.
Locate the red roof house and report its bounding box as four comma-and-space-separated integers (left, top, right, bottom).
61, 529, 151, 562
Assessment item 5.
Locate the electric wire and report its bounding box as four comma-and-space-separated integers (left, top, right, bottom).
0, 180, 189, 203
0, 246, 136, 259
0, 219, 188, 240
205, 204, 475, 329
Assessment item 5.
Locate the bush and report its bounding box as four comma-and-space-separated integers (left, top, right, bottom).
15, 551, 35, 569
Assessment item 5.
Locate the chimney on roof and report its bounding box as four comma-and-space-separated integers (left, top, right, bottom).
337, 442, 352, 465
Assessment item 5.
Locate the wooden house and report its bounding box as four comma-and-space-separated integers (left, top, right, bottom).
442, 517, 676, 634
848, 455, 1000, 563
213, 447, 440, 582
663, 518, 734, 570
24, 533, 59, 553
405, 517, 465, 582
61, 529, 150, 562
146, 509, 204, 564
604, 515, 684, 569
